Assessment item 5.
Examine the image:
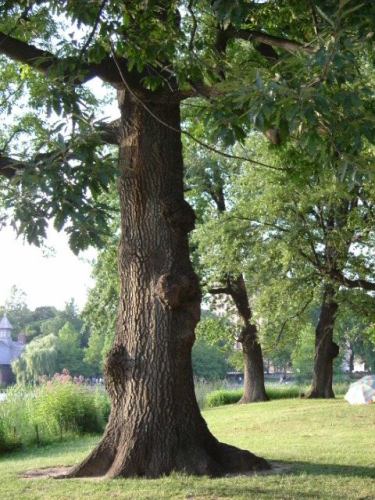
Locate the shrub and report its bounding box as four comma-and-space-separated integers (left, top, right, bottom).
205, 383, 351, 407
291, 326, 315, 383
206, 389, 243, 407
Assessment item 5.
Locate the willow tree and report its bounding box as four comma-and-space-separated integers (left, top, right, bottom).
0, 0, 372, 478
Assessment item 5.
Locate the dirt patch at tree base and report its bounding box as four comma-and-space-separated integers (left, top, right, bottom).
21, 467, 74, 479
21, 462, 290, 480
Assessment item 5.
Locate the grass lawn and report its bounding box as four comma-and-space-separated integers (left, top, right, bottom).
0, 398, 374, 499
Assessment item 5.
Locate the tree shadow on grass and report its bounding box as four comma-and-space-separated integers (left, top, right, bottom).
275, 460, 375, 479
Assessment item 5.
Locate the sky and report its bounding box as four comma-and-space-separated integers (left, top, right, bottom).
0, 78, 117, 312
0, 224, 96, 311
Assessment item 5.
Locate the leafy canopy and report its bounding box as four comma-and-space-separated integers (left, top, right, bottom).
0, 1, 373, 252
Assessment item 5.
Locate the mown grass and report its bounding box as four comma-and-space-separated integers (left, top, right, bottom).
0, 398, 374, 499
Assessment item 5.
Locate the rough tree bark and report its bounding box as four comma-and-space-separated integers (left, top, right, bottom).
67, 92, 269, 478
227, 275, 268, 403
307, 285, 339, 399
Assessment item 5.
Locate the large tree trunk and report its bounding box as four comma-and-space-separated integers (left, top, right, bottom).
228, 275, 268, 403
68, 92, 269, 478
307, 285, 339, 399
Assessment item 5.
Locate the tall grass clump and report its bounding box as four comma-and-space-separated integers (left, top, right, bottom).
266, 385, 302, 400
0, 381, 110, 452
0, 385, 34, 450
34, 382, 104, 438
94, 386, 111, 422
194, 379, 230, 409
0, 417, 17, 453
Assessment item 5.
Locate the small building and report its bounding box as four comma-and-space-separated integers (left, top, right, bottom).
0, 315, 25, 386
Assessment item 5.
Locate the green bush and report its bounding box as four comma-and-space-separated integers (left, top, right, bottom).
205, 383, 351, 408
206, 389, 243, 407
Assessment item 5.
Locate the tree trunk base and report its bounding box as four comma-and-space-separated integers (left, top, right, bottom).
308, 286, 339, 400
305, 387, 335, 399
65, 433, 270, 479
238, 393, 269, 404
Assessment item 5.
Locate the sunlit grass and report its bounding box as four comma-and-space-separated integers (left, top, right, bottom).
0, 398, 374, 499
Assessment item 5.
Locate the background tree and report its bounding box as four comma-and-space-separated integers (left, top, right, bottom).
12, 320, 90, 383
56, 322, 87, 376
216, 136, 375, 397
186, 146, 268, 402
192, 340, 229, 381
335, 296, 375, 373
0, 286, 32, 336
83, 233, 119, 376
12, 333, 59, 384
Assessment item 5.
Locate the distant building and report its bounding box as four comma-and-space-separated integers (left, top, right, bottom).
0, 315, 25, 386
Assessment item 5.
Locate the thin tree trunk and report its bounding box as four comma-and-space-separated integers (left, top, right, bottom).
227, 275, 268, 403
307, 285, 339, 399
348, 342, 354, 373
67, 93, 269, 478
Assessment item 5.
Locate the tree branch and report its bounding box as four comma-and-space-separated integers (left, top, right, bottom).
230, 28, 316, 55
79, 0, 108, 59
0, 32, 141, 89
95, 119, 121, 145
0, 155, 26, 179
187, 0, 198, 52
329, 270, 375, 291
0, 31, 56, 72
208, 287, 230, 295
0, 120, 119, 180
275, 294, 313, 344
